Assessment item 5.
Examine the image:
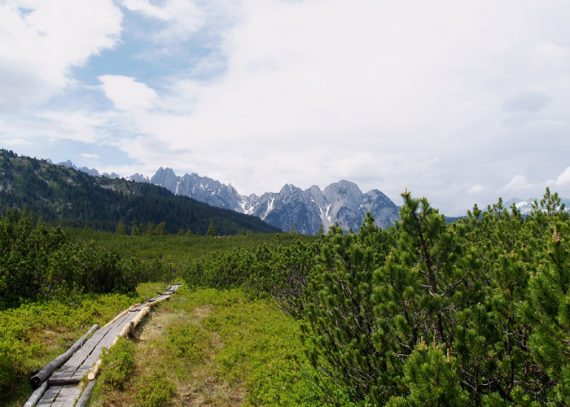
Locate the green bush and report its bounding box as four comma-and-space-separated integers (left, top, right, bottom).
165, 322, 209, 361
100, 338, 136, 390
135, 371, 176, 407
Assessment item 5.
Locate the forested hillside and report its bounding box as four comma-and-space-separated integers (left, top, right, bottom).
0, 150, 279, 235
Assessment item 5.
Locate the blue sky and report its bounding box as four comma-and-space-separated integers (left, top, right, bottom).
1, 0, 570, 214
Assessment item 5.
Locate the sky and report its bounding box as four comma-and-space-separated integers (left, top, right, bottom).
1, 0, 570, 215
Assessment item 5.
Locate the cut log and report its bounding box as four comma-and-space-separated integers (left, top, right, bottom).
23, 381, 48, 407
30, 324, 98, 388
87, 359, 102, 381
131, 306, 151, 328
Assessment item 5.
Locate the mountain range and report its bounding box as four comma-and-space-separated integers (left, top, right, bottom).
505, 197, 570, 215
0, 150, 278, 235
129, 168, 401, 234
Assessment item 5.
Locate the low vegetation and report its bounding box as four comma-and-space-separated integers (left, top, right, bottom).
67, 228, 311, 269
90, 288, 321, 407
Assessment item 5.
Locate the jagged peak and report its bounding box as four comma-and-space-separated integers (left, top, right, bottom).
323, 179, 363, 198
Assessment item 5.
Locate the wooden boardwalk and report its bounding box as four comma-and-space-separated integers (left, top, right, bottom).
27, 284, 181, 407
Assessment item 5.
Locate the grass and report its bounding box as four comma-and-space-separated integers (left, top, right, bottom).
90, 287, 322, 406
66, 229, 314, 270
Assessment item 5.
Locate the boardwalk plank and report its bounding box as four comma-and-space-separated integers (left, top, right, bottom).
34, 285, 179, 406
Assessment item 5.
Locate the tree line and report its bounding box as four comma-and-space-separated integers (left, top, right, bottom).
0, 210, 174, 309
184, 188, 570, 405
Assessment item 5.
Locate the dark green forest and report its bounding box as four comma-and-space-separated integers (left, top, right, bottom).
0, 149, 278, 235
184, 189, 570, 406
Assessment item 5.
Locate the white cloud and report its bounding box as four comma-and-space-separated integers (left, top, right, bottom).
0, 0, 122, 111
467, 184, 485, 194
0, 110, 108, 144
120, 0, 203, 41
99, 1, 570, 209
502, 175, 532, 192
551, 166, 570, 187
99, 75, 158, 111
81, 152, 100, 160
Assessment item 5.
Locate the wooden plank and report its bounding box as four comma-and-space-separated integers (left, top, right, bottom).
70, 312, 136, 382
49, 314, 125, 384
30, 324, 98, 388
48, 322, 115, 383
80, 313, 130, 366
52, 384, 82, 405
37, 384, 63, 404
30, 285, 182, 406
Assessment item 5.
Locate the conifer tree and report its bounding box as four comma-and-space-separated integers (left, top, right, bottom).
207, 220, 216, 236
301, 214, 390, 404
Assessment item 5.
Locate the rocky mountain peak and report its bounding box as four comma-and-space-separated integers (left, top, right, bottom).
142, 167, 401, 234
150, 167, 179, 193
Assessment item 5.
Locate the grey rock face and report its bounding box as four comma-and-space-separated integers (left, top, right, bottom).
177, 173, 243, 211
141, 168, 400, 234
127, 173, 150, 183
150, 167, 179, 194
59, 161, 101, 177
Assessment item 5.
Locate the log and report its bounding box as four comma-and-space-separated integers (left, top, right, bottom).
23, 381, 48, 407
87, 359, 102, 381
131, 306, 151, 328
30, 324, 98, 388
75, 380, 96, 407
148, 295, 171, 306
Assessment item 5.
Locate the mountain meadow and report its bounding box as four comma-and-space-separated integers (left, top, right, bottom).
2, 180, 570, 405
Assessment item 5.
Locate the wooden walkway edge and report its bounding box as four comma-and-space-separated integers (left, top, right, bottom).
24, 284, 181, 407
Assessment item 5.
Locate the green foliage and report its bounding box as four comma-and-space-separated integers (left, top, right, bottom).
197, 289, 321, 406
100, 337, 136, 390
386, 342, 468, 406
184, 237, 318, 317
299, 189, 570, 405
523, 193, 570, 404
67, 227, 306, 270
91, 288, 320, 407
165, 321, 209, 361
0, 211, 164, 309
135, 371, 176, 407
301, 215, 391, 404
